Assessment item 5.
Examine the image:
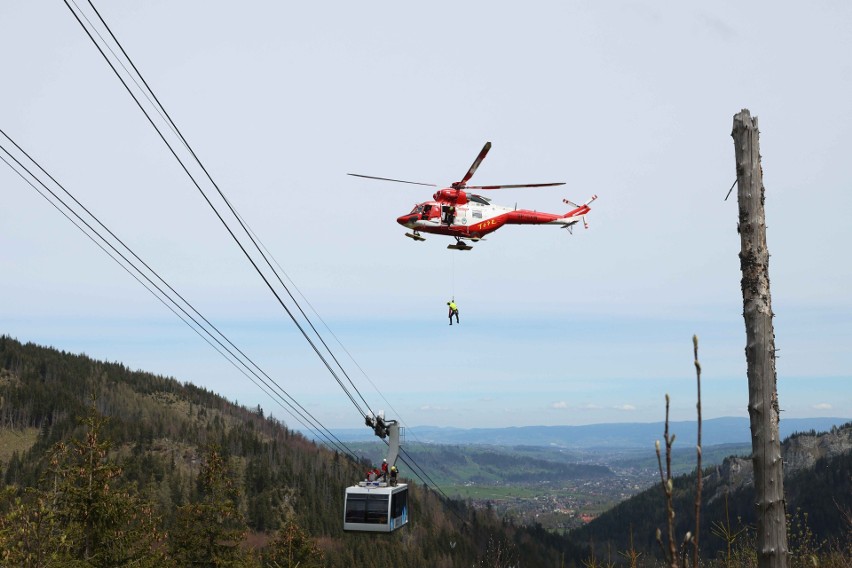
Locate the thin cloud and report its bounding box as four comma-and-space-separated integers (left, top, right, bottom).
419, 405, 450, 412
614, 404, 636, 411
698, 14, 738, 41
812, 403, 833, 410
550, 401, 569, 409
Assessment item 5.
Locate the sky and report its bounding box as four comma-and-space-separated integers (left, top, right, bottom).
1, 1, 850, 432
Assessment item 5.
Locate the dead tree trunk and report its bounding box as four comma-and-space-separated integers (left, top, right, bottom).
731, 109, 788, 568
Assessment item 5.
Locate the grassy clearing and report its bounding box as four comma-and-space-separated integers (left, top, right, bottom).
447, 484, 543, 500
0, 427, 40, 462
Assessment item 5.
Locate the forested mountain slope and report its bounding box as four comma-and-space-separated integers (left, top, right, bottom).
0, 335, 579, 566
568, 422, 852, 564
3, 335, 848, 566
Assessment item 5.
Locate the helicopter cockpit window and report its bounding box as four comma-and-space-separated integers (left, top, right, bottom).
409, 205, 424, 215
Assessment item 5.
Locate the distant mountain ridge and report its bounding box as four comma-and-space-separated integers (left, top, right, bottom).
323, 417, 850, 448
568, 422, 852, 562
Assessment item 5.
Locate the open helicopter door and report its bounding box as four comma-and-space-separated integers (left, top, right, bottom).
343, 416, 409, 532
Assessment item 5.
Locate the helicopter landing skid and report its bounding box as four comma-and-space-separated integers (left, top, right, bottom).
404, 232, 426, 242
447, 241, 473, 251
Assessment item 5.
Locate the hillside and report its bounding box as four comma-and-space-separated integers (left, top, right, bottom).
568, 422, 852, 564
327, 417, 851, 447
347, 441, 615, 485
3, 335, 849, 566
0, 335, 580, 566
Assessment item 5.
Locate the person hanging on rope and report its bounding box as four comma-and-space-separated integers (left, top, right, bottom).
447, 300, 459, 325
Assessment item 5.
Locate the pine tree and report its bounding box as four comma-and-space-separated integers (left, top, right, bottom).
169, 445, 252, 567
0, 407, 166, 567
0, 487, 74, 567
262, 520, 325, 568
49, 408, 166, 567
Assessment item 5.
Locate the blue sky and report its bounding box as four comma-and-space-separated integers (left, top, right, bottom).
1, 1, 850, 430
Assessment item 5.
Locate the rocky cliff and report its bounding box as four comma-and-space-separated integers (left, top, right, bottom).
707, 421, 852, 503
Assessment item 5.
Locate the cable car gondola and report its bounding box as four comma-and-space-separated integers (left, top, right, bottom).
343, 414, 409, 533
343, 480, 408, 532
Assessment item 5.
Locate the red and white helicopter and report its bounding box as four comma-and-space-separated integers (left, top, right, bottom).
349, 142, 596, 250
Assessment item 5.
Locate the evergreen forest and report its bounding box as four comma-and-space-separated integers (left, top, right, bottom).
1, 335, 849, 567
0, 336, 578, 567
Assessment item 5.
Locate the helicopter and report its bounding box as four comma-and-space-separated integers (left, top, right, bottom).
349, 142, 597, 250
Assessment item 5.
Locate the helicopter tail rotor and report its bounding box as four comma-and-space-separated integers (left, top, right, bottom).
560, 195, 597, 231
563, 194, 598, 209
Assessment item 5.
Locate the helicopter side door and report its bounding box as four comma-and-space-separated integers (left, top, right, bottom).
441, 204, 469, 226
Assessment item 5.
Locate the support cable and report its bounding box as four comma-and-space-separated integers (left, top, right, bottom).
62, 0, 368, 419
78, 0, 376, 419
395, 446, 469, 527
0, 132, 360, 462
65, 1, 463, 504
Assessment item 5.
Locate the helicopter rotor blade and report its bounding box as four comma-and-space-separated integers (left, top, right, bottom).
465, 182, 566, 190
347, 173, 437, 187
456, 141, 492, 187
